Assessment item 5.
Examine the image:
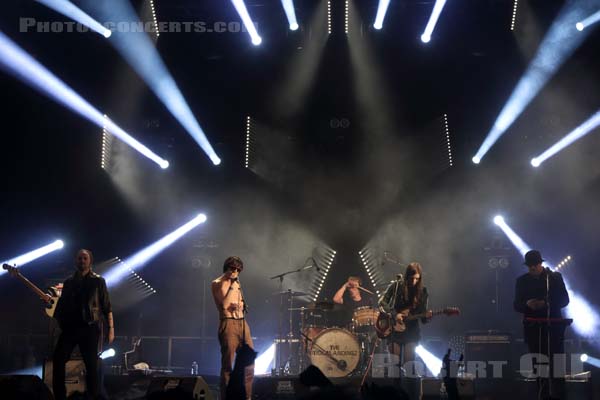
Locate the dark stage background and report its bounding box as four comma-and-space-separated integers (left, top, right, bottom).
1, 0, 599, 376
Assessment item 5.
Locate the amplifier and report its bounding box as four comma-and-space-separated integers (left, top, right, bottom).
465, 331, 512, 378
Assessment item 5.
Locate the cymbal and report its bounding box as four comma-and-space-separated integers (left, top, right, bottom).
272, 290, 310, 297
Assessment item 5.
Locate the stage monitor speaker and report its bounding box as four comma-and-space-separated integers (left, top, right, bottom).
253, 376, 310, 400
146, 376, 213, 400
43, 359, 86, 397
0, 374, 53, 400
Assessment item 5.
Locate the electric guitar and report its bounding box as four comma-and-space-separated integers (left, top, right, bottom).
3, 263, 59, 317
375, 307, 460, 338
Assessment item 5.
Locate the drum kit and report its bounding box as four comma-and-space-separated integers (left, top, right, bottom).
272, 290, 382, 378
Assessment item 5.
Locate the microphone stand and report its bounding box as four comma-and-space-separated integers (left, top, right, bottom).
269, 259, 316, 376
546, 268, 554, 400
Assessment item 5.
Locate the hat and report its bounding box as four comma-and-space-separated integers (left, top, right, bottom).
524, 250, 544, 267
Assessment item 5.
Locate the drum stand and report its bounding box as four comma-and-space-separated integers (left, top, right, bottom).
269, 262, 314, 376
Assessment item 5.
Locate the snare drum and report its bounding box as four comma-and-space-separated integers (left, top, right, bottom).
308, 328, 360, 378
352, 307, 380, 331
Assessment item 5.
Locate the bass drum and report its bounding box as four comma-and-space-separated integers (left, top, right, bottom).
308, 328, 360, 378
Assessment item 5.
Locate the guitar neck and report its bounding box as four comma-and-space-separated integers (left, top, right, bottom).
405, 309, 444, 321
15, 272, 46, 298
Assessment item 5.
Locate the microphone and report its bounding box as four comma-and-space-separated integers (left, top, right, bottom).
312, 257, 320, 271
302, 258, 320, 271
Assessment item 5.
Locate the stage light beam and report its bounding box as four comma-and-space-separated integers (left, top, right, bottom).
416, 345, 443, 376
576, 10, 600, 31
530, 110, 600, 167
231, 0, 262, 45
472, 3, 596, 163
82, 0, 220, 166
104, 214, 207, 287
373, 0, 391, 30
1, 240, 64, 275
280, 0, 299, 31
255, 343, 276, 375
35, 0, 111, 38
421, 0, 447, 43
0, 31, 169, 169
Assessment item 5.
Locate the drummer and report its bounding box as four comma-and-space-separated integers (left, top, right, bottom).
333, 276, 374, 325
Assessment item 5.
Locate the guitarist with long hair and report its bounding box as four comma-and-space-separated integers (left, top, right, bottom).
378, 262, 432, 374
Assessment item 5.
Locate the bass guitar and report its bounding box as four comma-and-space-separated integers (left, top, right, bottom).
2, 263, 59, 317
375, 307, 460, 339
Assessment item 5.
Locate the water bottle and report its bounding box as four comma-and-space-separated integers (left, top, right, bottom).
191, 361, 198, 376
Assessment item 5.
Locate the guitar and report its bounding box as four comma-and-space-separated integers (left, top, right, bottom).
3, 263, 59, 317
375, 307, 460, 339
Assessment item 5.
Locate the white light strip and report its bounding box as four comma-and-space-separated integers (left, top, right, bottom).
149, 0, 160, 38
127, 265, 157, 294
327, 1, 332, 34
510, 0, 518, 31
313, 252, 335, 301
245, 115, 251, 168
556, 255, 572, 271
101, 114, 112, 170
344, 0, 349, 34
444, 113, 453, 167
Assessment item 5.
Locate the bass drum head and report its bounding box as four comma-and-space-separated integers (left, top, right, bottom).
309, 328, 360, 378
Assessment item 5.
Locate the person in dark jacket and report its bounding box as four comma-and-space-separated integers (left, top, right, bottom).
52, 249, 114, 400
514, 250, 570, 355
379, 262, 432, 373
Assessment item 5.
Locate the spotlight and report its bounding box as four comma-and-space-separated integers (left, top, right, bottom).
420, 0, 447, 44
1, 239, 65, 274
373, 0, 391, 30
472, 2, 595, 162
104, 214, 207, 286
576, 10, 600, 32
91, 0, 220, 165
531, 158, 540, 167
281, 0, 299, 32
530, 110, 600, 167
493, 215, 504, 225
472, 156, 481, 164
0, 31, 169, 169
581, 354, 588, 362
160, 160, 169, 169
36, 0, 111, 38
100, 348, 116, 359
231, 0, 263, 45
